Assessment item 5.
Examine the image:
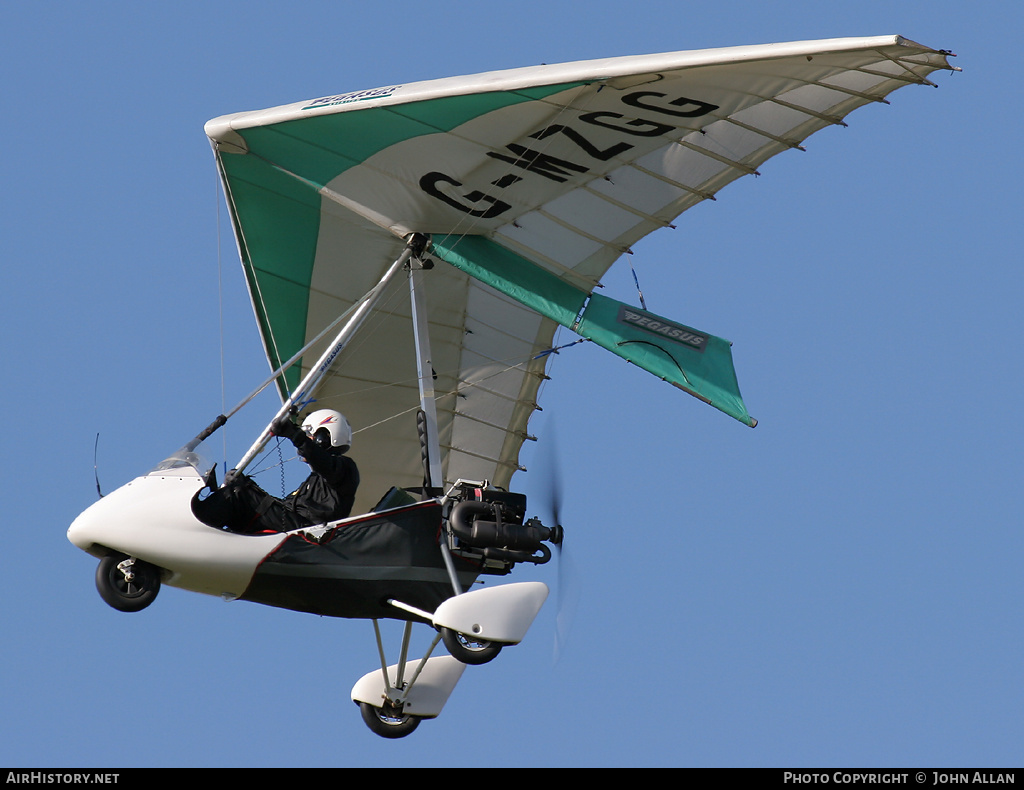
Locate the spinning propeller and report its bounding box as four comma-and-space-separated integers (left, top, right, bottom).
532, 427, 578, 664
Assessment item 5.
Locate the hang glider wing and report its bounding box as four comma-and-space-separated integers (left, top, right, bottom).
206, 35, 955, 510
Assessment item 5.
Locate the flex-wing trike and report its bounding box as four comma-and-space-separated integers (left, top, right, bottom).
68, 236, 564, 739
69, 34, 959, 741
68, 442, 562, 738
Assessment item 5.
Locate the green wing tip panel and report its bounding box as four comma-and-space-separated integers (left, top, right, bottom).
576, 294, 756, 427
431, 235, 755, 428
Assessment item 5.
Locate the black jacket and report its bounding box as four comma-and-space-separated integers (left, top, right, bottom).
288, 437, 360, 524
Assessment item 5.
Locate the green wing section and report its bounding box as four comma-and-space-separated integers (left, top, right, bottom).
577, 295, 754, 426
431, 235, 755, 426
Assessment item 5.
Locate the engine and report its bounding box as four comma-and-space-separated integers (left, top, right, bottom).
442, 482, 562, 575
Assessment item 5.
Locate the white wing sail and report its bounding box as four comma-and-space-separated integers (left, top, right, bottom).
206, 36, 956, 511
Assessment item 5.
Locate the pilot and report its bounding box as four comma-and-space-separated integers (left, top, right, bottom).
191, 408, 360, 534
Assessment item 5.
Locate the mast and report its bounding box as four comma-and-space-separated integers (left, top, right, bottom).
408, 255, 443, 493
227, 234, 428, 482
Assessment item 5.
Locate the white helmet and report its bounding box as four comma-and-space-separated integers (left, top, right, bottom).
301, 409, 352, 452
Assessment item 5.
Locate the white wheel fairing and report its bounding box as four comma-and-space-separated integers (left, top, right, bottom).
351, 655, 466, 719
432, 581, 549, 644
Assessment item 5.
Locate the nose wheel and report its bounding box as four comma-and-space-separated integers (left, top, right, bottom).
95, 554, 161, 612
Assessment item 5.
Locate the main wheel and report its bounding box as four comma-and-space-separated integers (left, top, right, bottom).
359, 701, 421, 739
441, 626, 503, 665
95, 554, 161, 612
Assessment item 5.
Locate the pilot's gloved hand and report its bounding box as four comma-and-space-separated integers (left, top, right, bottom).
271, 415, 304, 446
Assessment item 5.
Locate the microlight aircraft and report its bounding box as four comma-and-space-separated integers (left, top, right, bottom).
68, 36, 956, 738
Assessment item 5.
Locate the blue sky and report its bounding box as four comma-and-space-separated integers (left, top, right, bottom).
2, 0, 1020, 768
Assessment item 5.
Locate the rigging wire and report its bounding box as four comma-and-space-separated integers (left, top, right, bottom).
319, 339, 586, 443
215, 168, 228, 473
213, 149, 291, 406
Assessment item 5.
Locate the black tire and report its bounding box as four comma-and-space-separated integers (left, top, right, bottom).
441, 626, 503, 665
359, 701, 421, 739
95, 554, 161, 612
